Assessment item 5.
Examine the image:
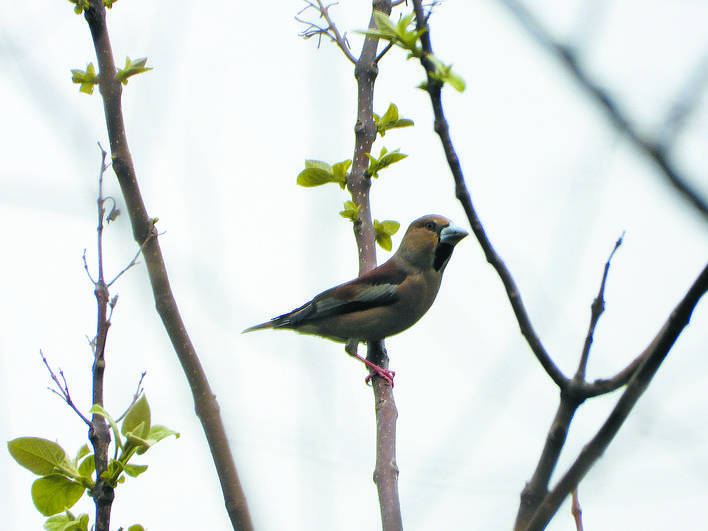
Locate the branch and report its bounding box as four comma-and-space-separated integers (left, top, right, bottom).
571, 489, 584, 531
296, 1, 357, 64
497, 0, 708, 221
83, 2, 252, 530
411, 0, 566, 388
575, 233, 624, 380
89, 143, 115, 531
342, 1, 403, 529
39, 350, 92, 427
659, 50, 708, 148
524, 262, 708, 530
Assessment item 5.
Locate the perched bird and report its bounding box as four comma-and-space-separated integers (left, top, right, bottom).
244, 214, 467, 385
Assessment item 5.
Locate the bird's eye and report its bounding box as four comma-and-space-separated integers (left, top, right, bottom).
425, 221, 436, 230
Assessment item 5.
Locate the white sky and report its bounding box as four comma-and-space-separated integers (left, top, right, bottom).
2, 1, 707, 530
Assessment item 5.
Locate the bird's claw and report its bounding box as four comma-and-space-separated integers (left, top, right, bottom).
365, 366, 396, 387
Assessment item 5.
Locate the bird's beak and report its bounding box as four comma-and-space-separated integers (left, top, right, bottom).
440, 223, 468, 246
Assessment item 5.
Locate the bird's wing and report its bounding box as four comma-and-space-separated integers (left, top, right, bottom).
270, 259, 408, 328
272, 281, 399, 328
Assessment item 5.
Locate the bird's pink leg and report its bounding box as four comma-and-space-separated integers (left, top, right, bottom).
345, 341, 395, 387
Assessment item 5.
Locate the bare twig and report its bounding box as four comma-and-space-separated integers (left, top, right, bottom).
83, 249, 97, 284
83, 2, 252, 529
115, 371, 146, 423
375, 41, 395, 63
659, 50, 708, 148
582, 351, 647, 397
39, 350, 92, 426
525, 262, 708, 530
571, 489, 584, 531
497, 0, 708, 221
575, 232, 624, 380
106, 229, 154, 287
296, 1, 357, 64
411, 0, 567, 388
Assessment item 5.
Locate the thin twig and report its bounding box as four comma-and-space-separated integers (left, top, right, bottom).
497, 0, 708, 221
296, 0, 357, 64
659, 50, 708, 148
411, 0, 567, 388
106, 228, 155, 287
575, 232, 624, 380
375, 41, 395, 63
39, 350, 92, 426
571, 489, 584, 531
115, 371, 147, 423
83, 249, 97, 284
582, 351, 647, 397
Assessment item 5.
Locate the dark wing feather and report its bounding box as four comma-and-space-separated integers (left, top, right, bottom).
266, 258, 406, 329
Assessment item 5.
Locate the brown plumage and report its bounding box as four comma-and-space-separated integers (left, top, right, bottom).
244, 214, 467, 384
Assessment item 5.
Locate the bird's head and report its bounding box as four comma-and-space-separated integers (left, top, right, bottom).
394, 214, 468, 272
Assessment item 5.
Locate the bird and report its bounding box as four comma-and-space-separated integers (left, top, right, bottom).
243, 214, 468, 386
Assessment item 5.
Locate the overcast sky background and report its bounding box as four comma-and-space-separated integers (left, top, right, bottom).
2, 1, 707, 529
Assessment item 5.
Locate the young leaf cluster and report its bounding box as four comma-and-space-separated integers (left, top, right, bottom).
361, 11, 465, 92
7, 395, 176, 529
373, 220, 401, 251
296, 103, 410, 250
115, 57, 152, 86
366, 146, 407, 179
68, 0, 117, 15
71, 57, 152, 94
374, 103, 414, 137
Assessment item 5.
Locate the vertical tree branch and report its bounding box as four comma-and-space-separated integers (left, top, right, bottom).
89, 146, 114, 531
82, 2, 253, 529
346, 1, 402, 529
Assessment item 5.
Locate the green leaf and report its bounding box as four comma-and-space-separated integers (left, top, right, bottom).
8, 438, 69, 476
331, 159, 352, 189
374, 220, 400, 251
296, 160, 335, 187
127, 525, 145, 531
122, 395, 151, 439
339, 201, 361, 222
381, 103, 398, 123
73, 445, 90, 467
124, 463, 148, 478
44, 511, 89, 531
146, 425, 180, 445
359, 11, 425, 56
77, 455, 95, 480
426, 53, 466, 92
89, 404, 123, 450
367, 147, 407, 178
374, 103, 414, 137
378, 150, 407, 169
103, 0, 117, 8
101, 460, 126, 487
32, 475, 84, 516
115, 57, 152, 86
70, 63, 98, 95
68, 0, 90, 15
